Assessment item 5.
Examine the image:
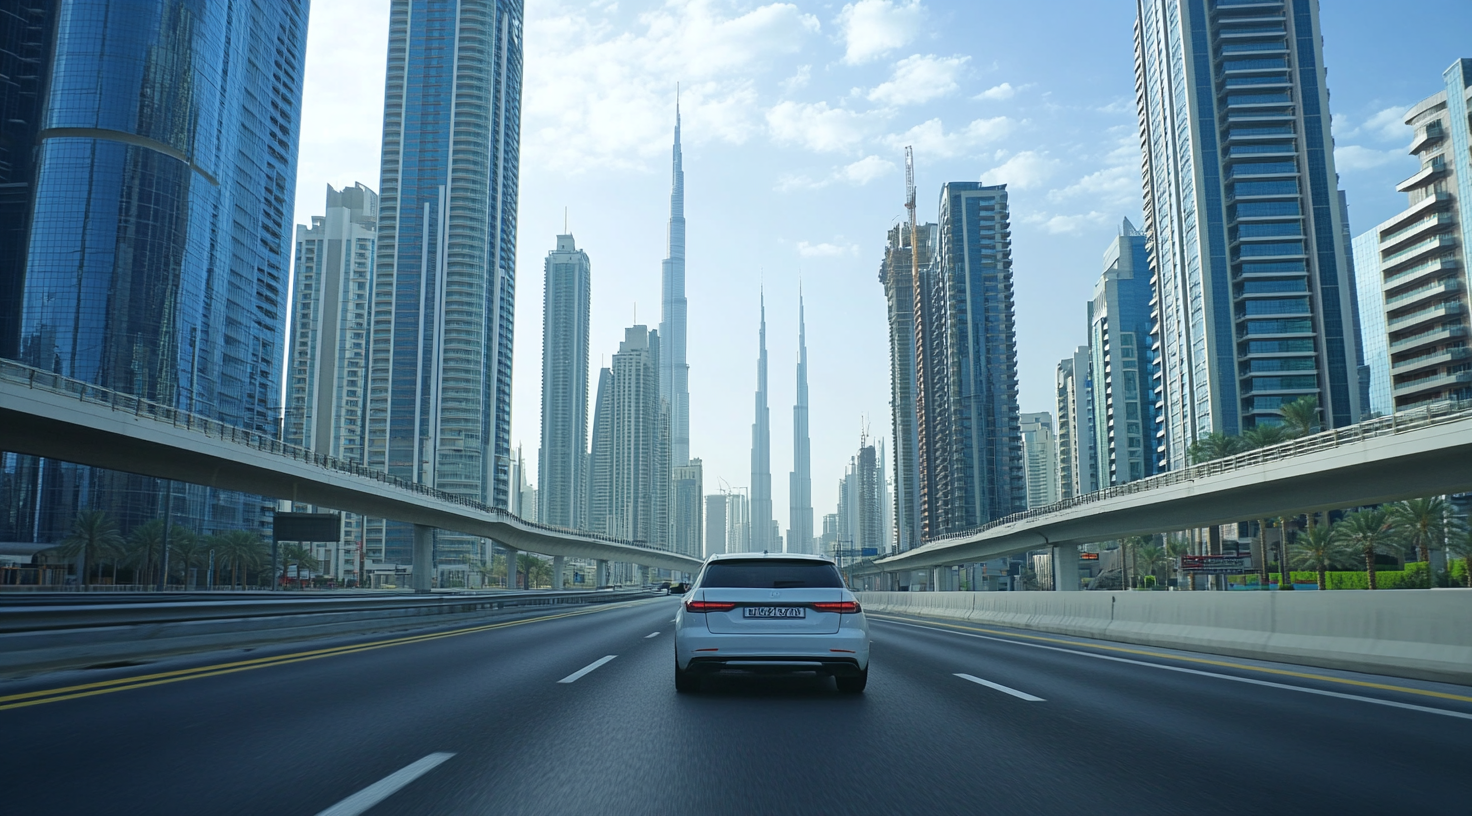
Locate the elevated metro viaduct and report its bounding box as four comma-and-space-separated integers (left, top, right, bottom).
0, 361, 702, 589
866, 400, 1472, 590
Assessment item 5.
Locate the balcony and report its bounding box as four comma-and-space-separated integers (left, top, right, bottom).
1387, 300, 1463, 333
1391, 346, 1472, 375
1380, 234, 1457, 273
1384, 277, 1460, 312
1396, 156, 1448, 193
1408, 121, 1445, 155
1381, 253, 1458, 291
1377, 212, 1454, 254
1389, 324, 1467, 354
1376, 192, 1451, 236
1392, 369, 1472, 400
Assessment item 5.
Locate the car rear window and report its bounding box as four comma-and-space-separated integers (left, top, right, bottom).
699, 560, 844, 589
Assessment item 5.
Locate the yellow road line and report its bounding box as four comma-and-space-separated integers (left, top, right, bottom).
1, 600, 644, 712
870, 613, 1472, 704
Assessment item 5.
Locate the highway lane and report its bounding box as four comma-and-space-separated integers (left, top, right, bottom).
1, 598, 1468, 815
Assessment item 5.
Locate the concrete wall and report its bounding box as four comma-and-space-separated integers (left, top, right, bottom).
857, 590, 1472, 685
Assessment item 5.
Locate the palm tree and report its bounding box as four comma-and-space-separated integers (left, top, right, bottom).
168, 528, 205, 588
1278, 395, 1321, 438
1386, 497, 1462, 587
48, 510, 125, 588
1290, 525, 1352, 590
120, 519, 164, 586
279, 543, 321, 587
1447, 527, 1472, 588
1133, 540, 1167, 589
211, 530, 267, 589
1164, 536, 1192, 590
1187, 432, 1249, 464
1332, 509, 1399, 590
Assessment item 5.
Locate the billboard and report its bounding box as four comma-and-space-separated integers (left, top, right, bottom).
1180, 555, 1253, 574
273, 512, 342, 543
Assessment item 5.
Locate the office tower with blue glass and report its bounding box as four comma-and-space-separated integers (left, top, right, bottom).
1358, 59, 1472, 410
0, 1, 55, 361
1089, 218, 1160, 485
1135, 0, 1361, 470
2, 1, 308, 545
367, 0, 524, 568
539, 234, 590, 530
1350, 229, 1392, 416
936, 182, 1025, 527
1055, 346, 1098, 499
1019, 412, 1059, 509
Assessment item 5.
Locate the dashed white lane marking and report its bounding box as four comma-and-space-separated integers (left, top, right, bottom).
315, 753, 455, 816
955, 673, 1045, 702
559, 655, 618, 684
645, 631, 662, 639
884, 619, 1472, 721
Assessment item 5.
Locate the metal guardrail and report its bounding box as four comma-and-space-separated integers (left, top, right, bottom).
919, 397, 1472, 549
0, 358, 676, 557
0, 589, 660, 633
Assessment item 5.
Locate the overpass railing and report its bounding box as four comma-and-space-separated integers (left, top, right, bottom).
918, 397, 1472, 549
0, 359, 672, 557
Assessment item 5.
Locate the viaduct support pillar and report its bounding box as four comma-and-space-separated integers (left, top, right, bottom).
597, 560, 609, 588
552, 556, 566, 590
412, 524, 433, 593
504, 546, 519, 590
1052, 543, 1080, 591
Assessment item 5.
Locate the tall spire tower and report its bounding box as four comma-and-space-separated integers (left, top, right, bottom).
660, 91, 691, 467
750, 292, 775, 552
788, 289, 813, 554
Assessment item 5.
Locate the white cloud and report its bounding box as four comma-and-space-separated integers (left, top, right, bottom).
1024, 211, 1111, 235
1047, 133, 1140, 210
781, 65, 813, 94
1360, 106, 1411, 142
979, 150, 1060, 190
975, 82, 1016, 101
797, 241, 859, 257
767, 100, 885, 153
776, 155, 896, 191
836, 0, 924, 65
868, 54, 969, 106
883, 116, 1014, 158
1334, 144, 1405, 172
524, 0, 820, 172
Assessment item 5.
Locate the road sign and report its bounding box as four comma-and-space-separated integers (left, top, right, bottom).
1079, 552, 1099, 561
1180, 555, 1253, 574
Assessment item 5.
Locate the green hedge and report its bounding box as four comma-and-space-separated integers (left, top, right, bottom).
1238, 566, 1431, 589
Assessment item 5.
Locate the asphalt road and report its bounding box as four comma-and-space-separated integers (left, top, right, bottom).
1, 596, 1468, 815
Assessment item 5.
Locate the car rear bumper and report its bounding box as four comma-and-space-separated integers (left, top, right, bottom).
675, 620, 869, 673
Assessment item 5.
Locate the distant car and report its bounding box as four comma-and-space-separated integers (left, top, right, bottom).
673, 553, 869, 693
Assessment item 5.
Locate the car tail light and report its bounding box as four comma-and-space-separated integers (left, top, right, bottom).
811, 601, 861, 614
684, 599, 737, 613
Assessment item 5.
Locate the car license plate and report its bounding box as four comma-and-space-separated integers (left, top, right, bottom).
743, 606, 806, 619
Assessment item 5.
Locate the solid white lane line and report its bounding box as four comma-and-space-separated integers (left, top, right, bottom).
559, 655, 617, 684
315, 753, 455, 816
881, 619, 1472, 721
645, 631, 662, 639
955, 673, 1045, 701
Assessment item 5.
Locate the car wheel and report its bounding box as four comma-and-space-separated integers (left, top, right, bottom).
835, 668, 867, 694
675, 659, 700, 693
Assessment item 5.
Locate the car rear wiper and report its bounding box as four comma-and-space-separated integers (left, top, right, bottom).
771, 580, 806, 588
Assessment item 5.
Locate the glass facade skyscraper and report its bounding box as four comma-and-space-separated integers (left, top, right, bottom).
1350, 228, 1392, 416
366, 0, 523, 566
1089, 218, 1160, 485
0, 1, 55, 361
538, 233, 590, 530
2, 0, 308, 545
1135, 0, 1361, 469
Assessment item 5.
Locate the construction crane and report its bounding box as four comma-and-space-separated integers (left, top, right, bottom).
904, 145, 919, 282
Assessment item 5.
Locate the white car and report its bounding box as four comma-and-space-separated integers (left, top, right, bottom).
673, 553, 870, 693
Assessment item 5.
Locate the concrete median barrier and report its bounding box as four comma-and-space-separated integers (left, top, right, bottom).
857, 590, 1472, 685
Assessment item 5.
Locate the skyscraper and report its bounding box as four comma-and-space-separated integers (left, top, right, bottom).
835, 437, 882, 556
285, 183, 379, 579
1359, 60, 1472, 411
672, 459, 703, 558
610, 326, 666, 547
0, 1, 55, 361
1350, 229, 1391, 417
937, 182, 1025, 527
878, 221, 935, 552
749, 295, 775, 552
1088, 218, 1158, 486
539, 233, 590, 530
2, 1, 308, 545
704, 492, 727, 557
787, 293, 813, 555
1019, 412, 1059, 509
1136, 0, 1361, 470
367, 0, 523, 567
660, 99, 691, 468
586, 367, 615, 535
1056, 347, 1098, 499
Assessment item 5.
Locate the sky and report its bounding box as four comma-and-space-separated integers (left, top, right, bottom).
292, 0, 1472, 539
